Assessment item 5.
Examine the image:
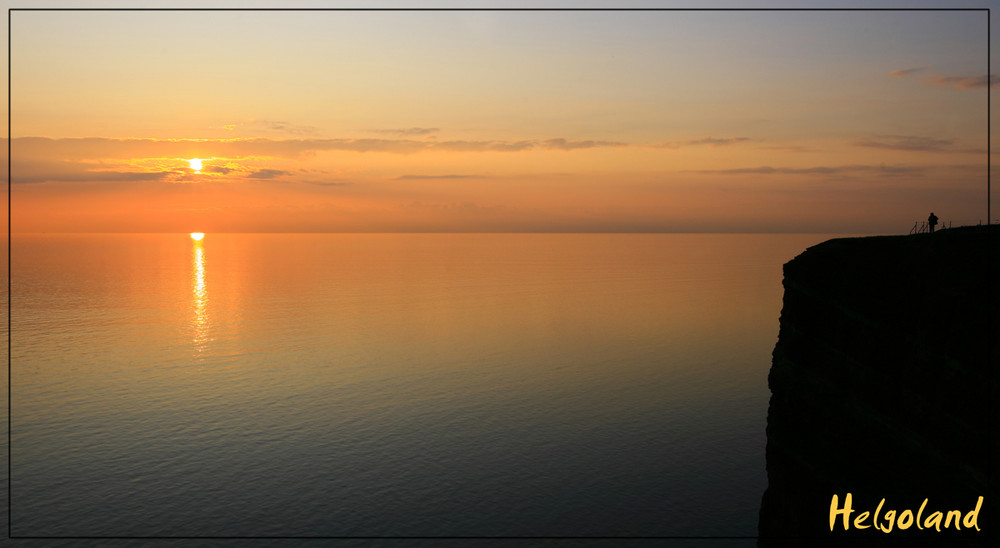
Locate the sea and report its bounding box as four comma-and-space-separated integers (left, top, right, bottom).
5, 232, 839, 543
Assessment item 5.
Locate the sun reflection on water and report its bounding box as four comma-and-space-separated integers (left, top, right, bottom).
192, 239, 210, 351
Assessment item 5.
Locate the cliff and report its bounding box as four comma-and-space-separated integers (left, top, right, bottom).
759, 225, 997, 545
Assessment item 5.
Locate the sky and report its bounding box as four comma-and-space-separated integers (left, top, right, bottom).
4, 1, 997, 233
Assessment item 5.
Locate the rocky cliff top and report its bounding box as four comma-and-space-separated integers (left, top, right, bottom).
759, 225, 996, 545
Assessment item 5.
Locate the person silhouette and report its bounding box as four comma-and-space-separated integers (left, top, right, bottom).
928, 212, 938, 233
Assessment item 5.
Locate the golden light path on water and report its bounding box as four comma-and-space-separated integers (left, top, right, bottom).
192, 237, 209, 351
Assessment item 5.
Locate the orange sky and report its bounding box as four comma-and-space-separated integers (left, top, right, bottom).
6, 8, 995, 233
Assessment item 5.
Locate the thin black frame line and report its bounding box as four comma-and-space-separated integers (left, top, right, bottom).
6, 6, 10, 542
15, 535, 966, 541
8, 534, 986, 542
5, 5, 993, 542
11, 536, 765, 540
987, 9, 994, 548
3, 7, 993, 11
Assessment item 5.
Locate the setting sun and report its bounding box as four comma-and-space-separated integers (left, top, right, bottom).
188, 158, 203, 172
190, 232, 205, 240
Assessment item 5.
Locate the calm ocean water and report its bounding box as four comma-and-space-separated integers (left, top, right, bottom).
8, 233, 835, 539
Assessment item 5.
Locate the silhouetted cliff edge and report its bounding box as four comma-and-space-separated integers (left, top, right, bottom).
759, 225, 996, 546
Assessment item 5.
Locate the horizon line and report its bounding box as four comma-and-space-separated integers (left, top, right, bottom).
5, 230, 883, 236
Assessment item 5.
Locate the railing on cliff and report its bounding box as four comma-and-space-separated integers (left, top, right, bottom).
909, 220, 951, 234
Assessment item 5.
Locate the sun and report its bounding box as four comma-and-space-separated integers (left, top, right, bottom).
190, 232, 205, 241
188, 158, 203, 172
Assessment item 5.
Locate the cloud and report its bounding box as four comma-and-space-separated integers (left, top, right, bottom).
330, 137, 623, 153
758, 145, 815, 153
691, 164, 924, 176
653, 136, 752, 149
247, 169, 291, 179
221, 119, 319, 135
300, 137, 621, 154
888, 67, 924, 78
888, 67, 996, 90
12, 169, 172, 184
10, 136, 629, 173
260, 120, 319, 135
686, 137, 752, 147
458, 140, 537, 152
204, 165, 233, 174
370, 128, 440, 136
396, 174, 482, 180
853, 134, 985, 154
10, 157, 177, 184
926, 74, 998, 90
853, 134, 953, 152
305, 181, 351, 186
542, 138, 624, 150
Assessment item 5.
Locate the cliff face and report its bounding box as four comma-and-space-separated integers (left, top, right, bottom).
759, 226, 996, 545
